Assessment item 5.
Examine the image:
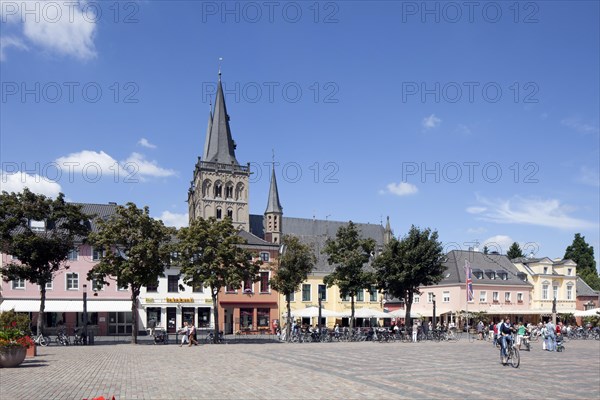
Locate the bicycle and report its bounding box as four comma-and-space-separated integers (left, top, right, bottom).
56, 329, 70, 346
205, 331, 226, 344
33, 332, 51, 347
499, 335, 520, 368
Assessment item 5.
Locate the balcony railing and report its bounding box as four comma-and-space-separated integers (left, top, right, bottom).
198, 161, 250, 174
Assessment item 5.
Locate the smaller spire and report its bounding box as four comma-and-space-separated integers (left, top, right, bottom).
265, 162, 283, 214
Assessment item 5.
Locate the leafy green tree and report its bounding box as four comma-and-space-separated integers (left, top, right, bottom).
565, 233, 600, 290
0, 189, 90, 335
174, 217, 261, 343
87, 203, 173, 344
372, 225, 445, 332
270, 235, 316, 341
323, 221, 376, 330
507, 242, 524, 260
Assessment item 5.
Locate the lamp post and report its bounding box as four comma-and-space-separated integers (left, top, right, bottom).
83, 284, 88, 345
318, 292, 323, 333
432, 294, 437, 330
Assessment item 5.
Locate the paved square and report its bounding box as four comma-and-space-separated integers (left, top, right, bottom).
1, 337, 599, 399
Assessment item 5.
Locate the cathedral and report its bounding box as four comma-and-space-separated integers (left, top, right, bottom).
187, 72, 391, 332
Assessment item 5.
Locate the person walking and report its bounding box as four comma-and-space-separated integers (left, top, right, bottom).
412, 321, 419, 343
546, 320, 556, 351
188, 322, 198, 346
178, 322, 189, 347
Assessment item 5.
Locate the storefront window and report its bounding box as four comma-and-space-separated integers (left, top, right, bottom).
240, 308, 253, 330
257, 308, 270, 327
147, 307, 161, 327
182, 307, 195, 325
198, 308, 211, 328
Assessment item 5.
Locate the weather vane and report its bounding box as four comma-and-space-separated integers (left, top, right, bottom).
218, 57, 223, 77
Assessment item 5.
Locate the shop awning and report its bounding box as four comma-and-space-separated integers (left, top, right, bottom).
0, 299, 132, 312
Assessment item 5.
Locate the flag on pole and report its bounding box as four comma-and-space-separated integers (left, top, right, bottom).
465, 260, 474, 302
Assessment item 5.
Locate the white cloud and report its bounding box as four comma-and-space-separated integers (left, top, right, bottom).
0, 170, 62, 197
1, 1, 97, 61
0, 35, 28, 61
158, 211, 188, 229
55, 150, 119, 176
380, 182, 418, 196
138, 138, 157, 149
471, 195, 597, 230
466, 206, 487, 214
124, 153, 176, 180
577, 166, 600, 187
561, 118, 599, 134
482, 235, 514, 255
422, 114, 441, 129
55, 150, 175, 182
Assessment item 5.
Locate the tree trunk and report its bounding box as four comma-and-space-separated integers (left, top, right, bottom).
212, 288, 219, 344
38, 286, 47, 336
286, 294, 292, 342
131, 288, 139, 344
404, 291, 413, 337
350, 294, 355, 330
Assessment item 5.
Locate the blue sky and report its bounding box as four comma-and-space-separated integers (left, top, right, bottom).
1, 1, 599, 268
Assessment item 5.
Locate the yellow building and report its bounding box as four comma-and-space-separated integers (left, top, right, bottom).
512, 256, 577, 316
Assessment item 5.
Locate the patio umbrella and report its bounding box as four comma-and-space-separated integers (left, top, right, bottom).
352, 307, 391, 319
573, 308, 600, 317
290, 306, 344, 318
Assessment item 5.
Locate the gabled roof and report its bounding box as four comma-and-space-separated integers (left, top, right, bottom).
75, 203, 119, 233
237, 230, 279, 248
249, 215, 385, 274
443, 250, 532, 287
202, 77, 239, 165
576, 276, 600, 297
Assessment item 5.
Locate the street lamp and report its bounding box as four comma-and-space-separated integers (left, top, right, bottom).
83, 284, 88, 345
318, 291, 323, 333
432, 294, 436, 330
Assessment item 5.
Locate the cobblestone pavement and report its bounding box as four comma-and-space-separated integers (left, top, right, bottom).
1, 337, 599, 400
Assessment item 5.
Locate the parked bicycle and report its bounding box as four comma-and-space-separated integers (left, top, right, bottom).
33, 332, 51, 347
55, 328, 70, 346
205, 331, 226, 344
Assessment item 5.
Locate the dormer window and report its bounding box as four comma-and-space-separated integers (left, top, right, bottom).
472, 268, 483, 279
29, 219, 45, 232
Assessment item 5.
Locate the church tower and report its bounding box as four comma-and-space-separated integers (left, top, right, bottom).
264, 164, 283, 244
384, 216, 393, 244
188, 73, 250, 231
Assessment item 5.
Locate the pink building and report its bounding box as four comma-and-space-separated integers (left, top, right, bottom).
411, 250, 533, 325
0, 203, 131, 336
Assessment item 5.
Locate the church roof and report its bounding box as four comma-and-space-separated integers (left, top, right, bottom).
264, 167, 283, 214
250, 215, 385, 273
202, 76, 239, 165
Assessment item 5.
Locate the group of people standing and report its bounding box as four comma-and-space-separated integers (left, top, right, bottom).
178, 321, 199, 347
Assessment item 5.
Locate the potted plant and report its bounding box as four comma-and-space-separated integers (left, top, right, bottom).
0, 310, 34, 368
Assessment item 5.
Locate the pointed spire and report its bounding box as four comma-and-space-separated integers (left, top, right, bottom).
384, 216, 393, 244
265, 164, 283, 214
202, 103, 213, 160
203, 75, 239, 165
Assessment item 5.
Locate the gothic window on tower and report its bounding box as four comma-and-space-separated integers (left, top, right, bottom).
267, 215, 272, 230
227, 209, 233, 219
216, 208, 222, 219
235, 183, 244, 200
273, 216, 278, 230
202, 179, 212, 198
225, 182, 234, 198
214, 182, 222, 198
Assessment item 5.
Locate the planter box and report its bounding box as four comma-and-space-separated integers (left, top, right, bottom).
26, 344, 36, 358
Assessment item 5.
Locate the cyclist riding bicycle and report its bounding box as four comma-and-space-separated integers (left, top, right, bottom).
499, 317, 515, 365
